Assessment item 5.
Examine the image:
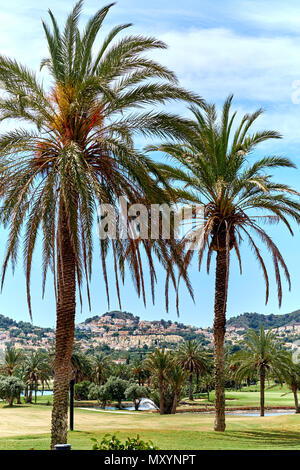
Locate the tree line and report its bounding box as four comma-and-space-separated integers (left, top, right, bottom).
1, 326, 299, 417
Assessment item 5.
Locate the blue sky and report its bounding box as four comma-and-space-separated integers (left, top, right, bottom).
0, 0, 300, 328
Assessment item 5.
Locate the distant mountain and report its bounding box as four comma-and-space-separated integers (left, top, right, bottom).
227, 310, 300, 329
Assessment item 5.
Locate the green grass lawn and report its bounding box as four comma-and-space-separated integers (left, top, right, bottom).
0, 385, 299, 450
0, 408, 299, 450
180, 384, 297, 409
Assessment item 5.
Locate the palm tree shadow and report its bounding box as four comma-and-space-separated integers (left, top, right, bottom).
227, 430, 300, 448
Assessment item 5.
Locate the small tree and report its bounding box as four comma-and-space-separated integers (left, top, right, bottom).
125, 384, 149, 411
235, 325, 291, 416
0, 376, 25, 406
74, 381, 91, 400
88, 383, 111, 409
285, 362, 300, 413
104, 376, 128, 409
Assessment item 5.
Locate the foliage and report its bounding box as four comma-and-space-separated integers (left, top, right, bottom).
91, 433, 158, 450
125, 383, 149, 410
74, 381, 92, 400
0, 376, 25, 406
88, 383, 111, 408
101, 376, 129, 407
149, 96, 300, 310
227, 310, 300, 330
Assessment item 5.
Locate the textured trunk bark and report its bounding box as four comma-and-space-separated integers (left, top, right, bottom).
189, 373, 194, 401
293, 387, 299, 413
196, 373, 200, 393
213, 250, 228, 432
171, 392, 177, 414
260, 367, 265, 417
50, 202, 76, 449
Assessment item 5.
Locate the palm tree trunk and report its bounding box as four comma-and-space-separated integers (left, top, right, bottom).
292, 387, 299, 413
171, 392, 177, 414
189, 373, 194, 401
213, 250, 228, 432
260, 367, 265, 417
50, 202, 76, 449
196, 373, 200, 393
159, 375, 164, 415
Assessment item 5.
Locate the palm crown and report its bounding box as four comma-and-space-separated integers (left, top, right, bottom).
0, 1, 201, 317
152, 95, 300, 307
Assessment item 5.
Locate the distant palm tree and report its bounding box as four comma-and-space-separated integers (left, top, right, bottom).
149, 96, 300, 430
24, 351, 52, 403
166, 363, 188, 414
1, 346, 23, 376
235, 325, 291, 416
0, 2, 200, 447
92, 353, 110, 385
284, 361, 300, 413
177, 340, 208, 400
144, 348, 172, 414
71, 350, 93, 383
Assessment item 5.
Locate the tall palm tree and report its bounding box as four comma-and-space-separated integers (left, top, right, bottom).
235, 325, 291, 416
0, 2, 200, 447
177, 340, 208, 400
149, 96, 300, 430
144, 348, 172, 414
1, 346, 23, 376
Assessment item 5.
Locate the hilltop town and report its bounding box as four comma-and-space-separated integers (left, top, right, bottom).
0, 309, 300, 354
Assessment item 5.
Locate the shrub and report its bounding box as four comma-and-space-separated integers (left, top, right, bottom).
88, 383, 111, 408
103, 376, 128, 408
74, 381, 92, 400
91, 433, 158, 450
0, 376, 25, 406
125, 384, 150, 410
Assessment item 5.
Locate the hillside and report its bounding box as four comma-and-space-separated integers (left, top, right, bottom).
227, 310, 300, 329
0, 309, 300, 353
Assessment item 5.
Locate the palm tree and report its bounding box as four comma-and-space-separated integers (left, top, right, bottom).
92, 353, 110, 386
166, 363, 188, 414
144, 348, 172, 414
71, 350, 93, 383
1, 346, 23, 376
177, 340, 208, 400
24, 351, 52, 403
284, 361, 300, 413
235, 325, 291, 416
132, 359, 146, 386
149, 96, 300, 430
0, 2, 200, 447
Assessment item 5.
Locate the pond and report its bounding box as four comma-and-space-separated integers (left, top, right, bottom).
96, 398, 158, 411
21, 390, 53, 397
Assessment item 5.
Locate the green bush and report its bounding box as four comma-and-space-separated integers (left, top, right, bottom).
125, 384, 149, 410
0, 376, 25, 406
74, 381, 92, 400
88, 383, 111, 408
91, 433, 158, 450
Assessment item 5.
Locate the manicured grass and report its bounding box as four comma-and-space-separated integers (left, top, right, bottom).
0, 402, 300, 450
180, 384, 298, 409
0, 385, 299, 450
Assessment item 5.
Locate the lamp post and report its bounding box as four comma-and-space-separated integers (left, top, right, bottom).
70, 379, 75, 431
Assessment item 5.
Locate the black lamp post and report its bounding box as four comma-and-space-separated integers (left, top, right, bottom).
69, 379, 75, 431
